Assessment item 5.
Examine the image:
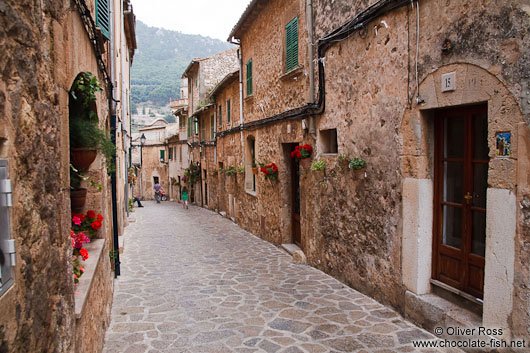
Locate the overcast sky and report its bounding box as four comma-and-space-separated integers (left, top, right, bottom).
132, 0, 251, 41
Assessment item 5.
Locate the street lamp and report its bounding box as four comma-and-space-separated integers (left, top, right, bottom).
140, 133, 146, 199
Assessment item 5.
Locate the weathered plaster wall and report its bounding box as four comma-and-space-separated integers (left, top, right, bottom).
141, 146, 169, 200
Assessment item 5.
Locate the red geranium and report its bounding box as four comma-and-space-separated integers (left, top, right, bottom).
86, 210, 96, 219
97, 214, 103, 222
291, 145, 312, 159
91, 220, 102, 231
79, 248, 89, 261
261, 163, 279, 180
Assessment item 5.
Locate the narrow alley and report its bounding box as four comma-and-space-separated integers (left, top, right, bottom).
103, 202, 450, 353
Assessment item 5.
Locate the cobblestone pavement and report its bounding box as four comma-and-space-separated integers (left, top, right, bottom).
103, 201, 455, 353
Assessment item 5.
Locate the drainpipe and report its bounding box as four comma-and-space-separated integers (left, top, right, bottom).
109, 4, 120, 277
229, 39, 245, 168
306, 0, 317, 140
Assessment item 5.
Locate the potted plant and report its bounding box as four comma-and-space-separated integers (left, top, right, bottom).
337, 153, 350, 170
70, 164, 87, 213
69, 72, 116, 172
251, 162, 258, 175
349, 157, 367, 179
291, 144, 313, 169
224, 166, 237, 176
260, 162, 279, 181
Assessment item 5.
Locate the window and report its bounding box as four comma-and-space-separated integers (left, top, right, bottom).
200, 118, 206, 141
188, 117, 192, 137
246, 59, 253, 96
286, 17, 299, 72
195, 72, 198, 88
0, 159, 14, 296
210, 115, 214, 139
168, 147, 173, 160
218, 105, 222, 127
160, 150, 165, 161
95, 0, 110, 40
227, 99, 231, 124
194, 117, 199, 135
320, 129, 338, 154
245, 136, 256, 192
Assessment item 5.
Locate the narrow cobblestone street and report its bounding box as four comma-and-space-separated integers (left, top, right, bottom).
102, 202, 450, 353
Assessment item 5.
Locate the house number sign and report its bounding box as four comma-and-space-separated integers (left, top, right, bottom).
442, 72, 456, 92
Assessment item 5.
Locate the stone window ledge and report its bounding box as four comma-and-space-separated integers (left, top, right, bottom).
280, 65, 304, 81
244, 94, 254, 102
74, 238, 105, 319
245, 190, 257, 198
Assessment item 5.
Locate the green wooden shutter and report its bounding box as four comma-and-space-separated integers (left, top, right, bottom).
160, 150, 165, 161
95, 0, 111, 40
227, 99, 231, 124
201, 118, 206, 141
286, 17, 299, 72
210, 115, 214, 139
218, 105, 222, 127
188, 117, 192, 136
246, 59, 252, 96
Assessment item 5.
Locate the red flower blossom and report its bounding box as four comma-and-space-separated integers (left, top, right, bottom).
91, 220, 102, 231
79, 248, 89, 261
97, 214, 103, 222
86, 210, 96, 219
291, 145, 312, 160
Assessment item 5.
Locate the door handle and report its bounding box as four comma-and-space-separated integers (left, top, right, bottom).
464, 192, 473, 204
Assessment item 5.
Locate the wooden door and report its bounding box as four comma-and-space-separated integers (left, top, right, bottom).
433, 104, 488, 299
290, 145, 301, 246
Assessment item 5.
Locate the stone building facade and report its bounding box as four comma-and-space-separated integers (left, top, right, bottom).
0, 0, 135, 352
173, 0, 530, 341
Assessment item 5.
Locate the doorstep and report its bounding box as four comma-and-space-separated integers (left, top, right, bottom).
281, 244, 307, 264
281, 243, 301, 255
405, 289, 482, 334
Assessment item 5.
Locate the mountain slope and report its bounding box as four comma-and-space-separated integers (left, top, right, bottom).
131, 20, 233, 107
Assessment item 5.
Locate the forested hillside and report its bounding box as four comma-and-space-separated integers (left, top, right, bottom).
131, 20, 233, 107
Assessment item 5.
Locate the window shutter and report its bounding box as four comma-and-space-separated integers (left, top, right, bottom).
218, 106, 222, 127
246, 59, 253, 96
227, 99, 231, 124
95, 0, 111, 40
160, 150, 165, 161
188, 117, 192, 137
286, 17, 299, 72
210, 115, 214, 139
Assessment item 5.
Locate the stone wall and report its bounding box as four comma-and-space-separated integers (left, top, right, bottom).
0, 1, 119, 351
239, 0, 309, 122
181, 0, 530, 339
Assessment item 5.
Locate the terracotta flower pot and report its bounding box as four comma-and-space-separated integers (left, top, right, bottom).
252, 167, 258, 175
352, 168, 366, 180
70, 188, 87, 213
71, 148, 97, 171
299, 158, 311, 169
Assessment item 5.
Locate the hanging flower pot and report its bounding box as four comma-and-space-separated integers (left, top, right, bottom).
70, 148, 97, 171
252, 167, 259, 175
299, 158, 311, 170
352, 168, 366, 180
70, 188, 87, 213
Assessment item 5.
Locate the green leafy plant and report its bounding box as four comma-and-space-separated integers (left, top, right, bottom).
311, 159, 326, 172
209, 169, 218, 176
184, 162, 201, 184
236, 165, 245, 174
70, 164, 101, 191
128, 197, 134, 211
224, 166, 237, 176
337, 153, 350, 165
69, 72, 116, 173
349, 157, 367, 170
